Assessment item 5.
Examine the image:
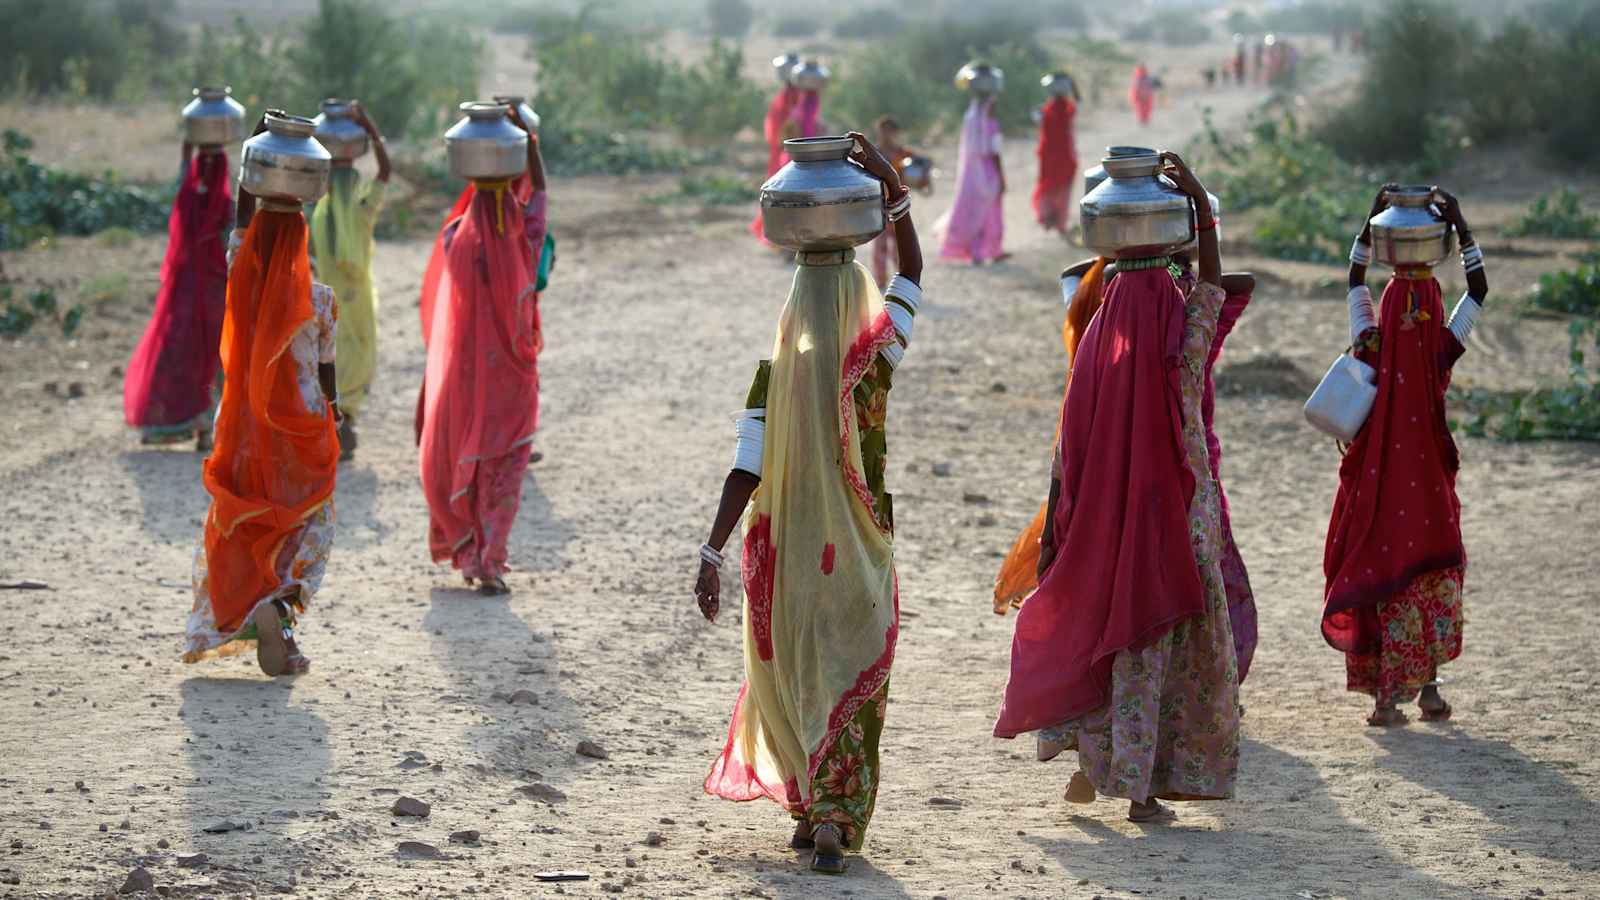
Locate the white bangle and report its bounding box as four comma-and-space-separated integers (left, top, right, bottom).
886, 193, 911, 223
1447, 293, 1482, 345
699, 543, 724, 568
884, 275, 922, 311
1350, 239, 1372, 267
885, 298, 914, 345
732, 411, 765, 476
1460, 242, 1484, 274
1347, 284, 1376, 345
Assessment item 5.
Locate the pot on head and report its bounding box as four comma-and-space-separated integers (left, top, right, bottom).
1082, 145, 1154, 198
445, 101, 528, 181
761, 136, 884, 251
790, 59, 829, 91
312, 99, 369, 161
1079, 150, 1195, 259
773, 53, 801, 85
240, 113, 332, 204
1041, 71, 1075, 97
492, 95, 541, 134
182, 86, 245, 147
956, 62, 1004, 95
1369, 185, 1454, 268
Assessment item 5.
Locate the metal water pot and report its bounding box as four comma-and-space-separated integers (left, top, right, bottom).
900, 154, 934, 193
1041, 72, 1076, 97
492, 95, 541, 133
1082, 145, 1154, 200
312, 99, 369, 161
773, 53, 800, 84
1369, 185, 1454, 268
182, 86, 245, 146
1080, 151, 1195, 259
790, 60, 829, 91
956, 62, 1004, 95
445, 101, 528, 180
760, 136, 884, 251
240, 113, 332, 204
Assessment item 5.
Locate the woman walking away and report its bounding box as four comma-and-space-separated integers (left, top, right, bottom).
936, 91, 1005, 264
697, 133, 923, 875
309, 100, 389, 460
991, 256, 1106, 612
417, 106, 548, 597
124, 139, 233, 450
869, 115, 922, 287
751, 60, 802, 243
1324, 185, 1487, 727
995, 152, 1240, 823
184, 113, 339, 677
1130, 63, 1156, 126
1033, 73, 1080, 233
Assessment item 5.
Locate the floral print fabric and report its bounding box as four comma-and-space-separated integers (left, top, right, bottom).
1345, 566, 1464, 705
1044, 280, 1240, 803
804, 682, 888, 850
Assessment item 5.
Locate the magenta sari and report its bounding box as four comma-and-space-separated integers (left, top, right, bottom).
123, 151, 232, 435
935, 98, 1004, 263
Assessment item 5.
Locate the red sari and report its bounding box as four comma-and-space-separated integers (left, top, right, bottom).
1130, 65, 1155, 125
123, 152, 232, 434
1032, 96, 1078, 231
750, 86, 800, 241
1323, 272, 1466, 703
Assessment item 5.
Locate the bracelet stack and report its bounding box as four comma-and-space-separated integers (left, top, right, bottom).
1460, 241, 1484, 275
699, 543, 724, 568
1350, 239, 1373, 267
886, 186, 911, 223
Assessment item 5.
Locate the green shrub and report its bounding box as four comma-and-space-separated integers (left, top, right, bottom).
651, 173, 753, 206
661, 40, 765, 145
0, 0, 185, 98
1459, 319, 1600, 441
773, 16, 819, 39
0, 130, 170, 250
1508, 190, 1600, 240
0, 284, 85, 338
833, 8, 907, 39
707, 0, 753, 38
1528, 256, 1600, 316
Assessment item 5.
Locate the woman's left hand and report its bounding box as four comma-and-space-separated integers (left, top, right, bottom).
1159, 151, 1208, 208
1432, 186, 1469, 231
694, 561, 721, 623
845, 131, 902, 193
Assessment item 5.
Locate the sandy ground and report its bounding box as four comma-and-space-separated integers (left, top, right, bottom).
4, 31, 1600, 900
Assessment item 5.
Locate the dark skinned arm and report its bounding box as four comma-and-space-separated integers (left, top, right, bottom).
1434, 187, 1488, 302
1037, 475, 1062, 578
846, 131, 921, 285
508, 107, 546, 194
1350, 183, 1396, 290
694, 470, 760, 622
1220, 272, 1255, 297
350, 101, 391, 182
1160, 151, 1218, 286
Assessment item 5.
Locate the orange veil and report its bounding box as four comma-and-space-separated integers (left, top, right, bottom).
200, 210, 339, 633
991, 258, 1107, 613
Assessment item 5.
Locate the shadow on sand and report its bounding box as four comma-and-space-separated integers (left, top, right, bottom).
120, 449, 209, 546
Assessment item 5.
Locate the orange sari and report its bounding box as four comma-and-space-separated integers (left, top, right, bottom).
992, 259, 1107, 612
197, 211, 340, 644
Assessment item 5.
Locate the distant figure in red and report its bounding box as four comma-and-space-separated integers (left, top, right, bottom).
1130, 63, 1155, 126
1032, 76, 1079, 233
123, 141, 233, 450
750, 77, 801, 242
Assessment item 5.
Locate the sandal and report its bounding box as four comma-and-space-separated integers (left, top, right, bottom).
194, 429, 213, 454
789, 819, 814, 850
1128, 799, 1173, 823
1366, 706, 1409, 727
250, 601, 293, 677
809, 824, 847, 875
1063, 771, 1096, 805
479, 576, 510, 596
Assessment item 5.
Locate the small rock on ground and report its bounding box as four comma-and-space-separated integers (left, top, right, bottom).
391, 797, 431, 818
576, 740, 609, 760
119, 867, 154, 894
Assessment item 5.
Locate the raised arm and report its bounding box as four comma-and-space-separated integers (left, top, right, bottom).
1346, 184, 1396, 352
508, 106, 546, 195
1160, 151, 1218, 287
847, 131, 921, 285
1434, 187, 1487, 349
350, 101, 390, 182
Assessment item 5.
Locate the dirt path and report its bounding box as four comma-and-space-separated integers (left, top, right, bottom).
3, 45, 1599, 900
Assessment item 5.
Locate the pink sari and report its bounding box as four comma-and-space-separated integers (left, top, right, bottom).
751, 88, 817, 242
418, 183, 548, 580
1131, 66, 1155, 124
935, 97, 1004, 263
123, 152, 232, 433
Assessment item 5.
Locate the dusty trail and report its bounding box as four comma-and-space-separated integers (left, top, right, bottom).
3, 46, 1599, 900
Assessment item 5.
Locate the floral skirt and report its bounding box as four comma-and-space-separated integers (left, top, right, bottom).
800, 681, 888, 851
1345, 567, 1464, 705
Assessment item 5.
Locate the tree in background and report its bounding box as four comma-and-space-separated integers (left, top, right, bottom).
707, 0, 753, 39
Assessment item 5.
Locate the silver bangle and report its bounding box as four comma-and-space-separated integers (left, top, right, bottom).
699, 543, 724, 568
1350, 239, 1372, 267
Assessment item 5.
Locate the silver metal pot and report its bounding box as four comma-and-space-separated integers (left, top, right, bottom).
182, 86, 245, 147
773, 53, 801, 85
1080, 151, 1195, 259
1082, 145, 1154, 198
312, 99, 369, 161
445, 101, 528, 181
900, 154, 934, 193
492, 95, 541, 134
790, 60, 829, 92
1369, 185, 1454, 268
1041, 72, 1075, 97
240, 113, 332, 204
956, 62, 1004, 95
761, 136, 884, 251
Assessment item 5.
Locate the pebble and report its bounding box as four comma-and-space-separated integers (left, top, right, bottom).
119, 867, 154, 894
990, 382, 1007, 393
624, 857, 638, 869
397, 751, 430, 770
517, 783, 567, 804
176, 854, 208, 869
201, 820, 246, 834
927, 797, 963, 807
507, 689, 540, 706
576, 740, 609, 760
931, 462, 953, 477
155, 839, 169, 850
962, 491, 990, 504
99, 824, 108, 832
397, 841, 443, 859
644, 832, 665, 847
392, 797, 431, 818
8, 839, 21, 849
449, 830, 481, 844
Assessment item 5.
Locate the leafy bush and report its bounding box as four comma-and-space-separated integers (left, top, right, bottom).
1459, 319, 1600, 441
0, 285, 84, 338
1528, 256, 1600, 316
0, 131, 170, 250
833, 8, 907, 39
707, 0, 753, 38
773, 16, 819, 39
1508, 190, 1600, 240
660, 40, 765, 144
537, 123, 696, 178
651, 173, 753, 206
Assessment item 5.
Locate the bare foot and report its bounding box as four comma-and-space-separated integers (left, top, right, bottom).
1367, 705, 1408, 727
1419, 685, 1452, 722
1064, 771, 1096, 804
1128, 798, 1172, 823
